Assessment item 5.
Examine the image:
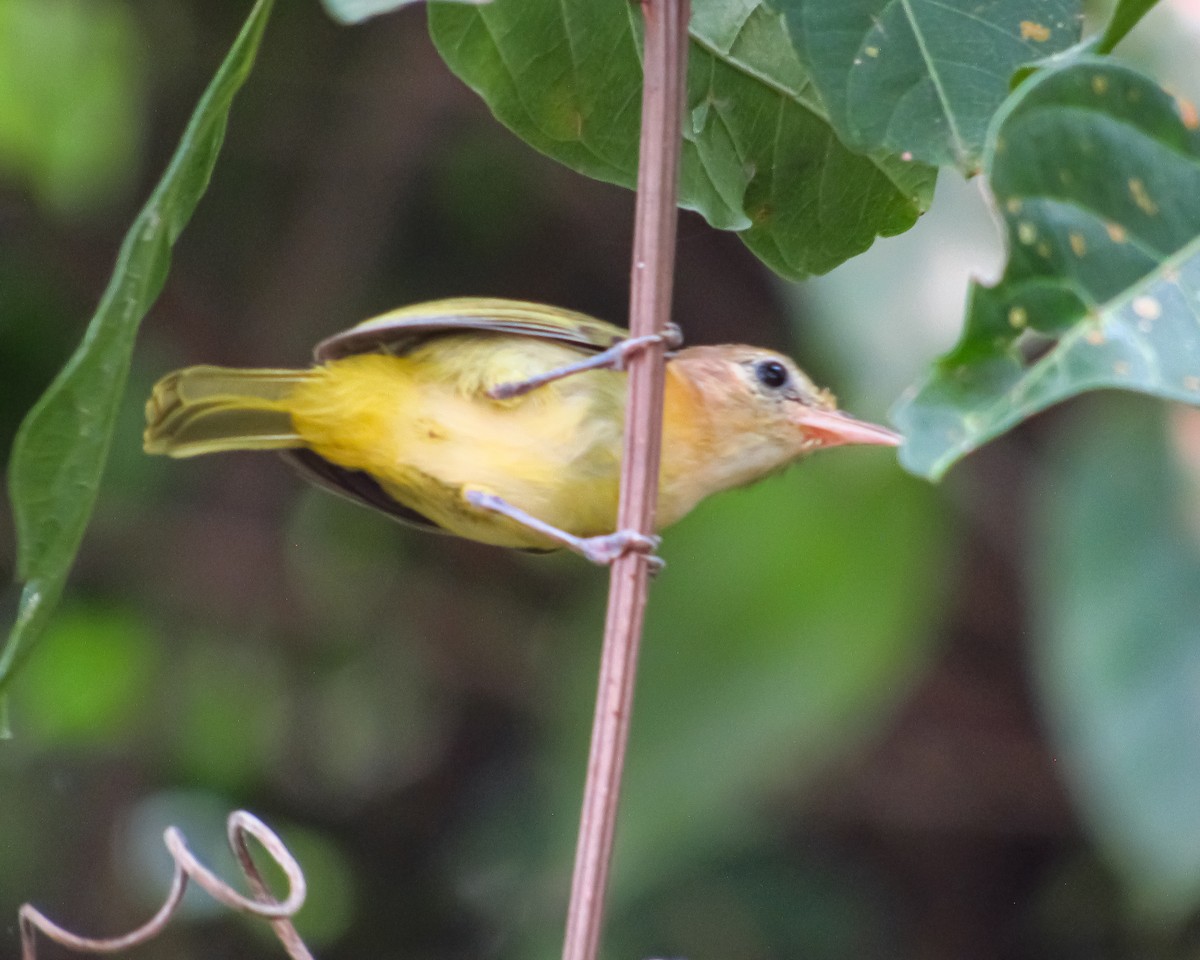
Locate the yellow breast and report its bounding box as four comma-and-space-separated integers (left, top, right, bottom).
285, 340, 626, 548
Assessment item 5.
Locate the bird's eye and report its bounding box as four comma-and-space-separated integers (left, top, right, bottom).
754, 359, 790, 390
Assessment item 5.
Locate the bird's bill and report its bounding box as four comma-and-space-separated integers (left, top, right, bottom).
790, 406, 902, 448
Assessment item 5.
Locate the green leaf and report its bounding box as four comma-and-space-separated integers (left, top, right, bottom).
428, 0, 935, 280
769, 0, 1082, 172
1094, 0, 1161, 55
0, 0, 276, 706
1010, 0, 1162, 86
319, 0, 485, 27
1033, 398, 1200, 925
894, 59, 1200, 480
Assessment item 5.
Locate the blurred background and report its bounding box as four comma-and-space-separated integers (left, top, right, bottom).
3, 1, 1200, 957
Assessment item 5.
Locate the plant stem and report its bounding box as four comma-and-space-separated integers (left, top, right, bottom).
560, 2, 689, 959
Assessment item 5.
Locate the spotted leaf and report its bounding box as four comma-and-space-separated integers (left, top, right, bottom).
894, 59, 1200, 480
769, 0, 1082, 172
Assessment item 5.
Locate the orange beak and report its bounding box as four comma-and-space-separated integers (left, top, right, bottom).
790, 405, 902, 448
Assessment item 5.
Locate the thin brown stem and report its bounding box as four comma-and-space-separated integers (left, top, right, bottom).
560, 2, 690, 960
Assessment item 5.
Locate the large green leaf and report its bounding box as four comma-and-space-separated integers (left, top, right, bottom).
0, 0, 276, 707
428, 0, 935, 280
1034, 398, 1200, 924
769, 0, 1082, 172
894, 59, 1200, 480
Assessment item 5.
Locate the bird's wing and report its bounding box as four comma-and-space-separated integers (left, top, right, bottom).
313, 298, 627, 362
282, 448, 445, 532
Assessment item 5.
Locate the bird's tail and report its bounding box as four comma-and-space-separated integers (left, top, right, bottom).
144, 365, 315, 458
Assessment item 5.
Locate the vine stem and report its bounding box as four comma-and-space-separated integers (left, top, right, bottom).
560, 2, 689, 959
19, 811, 312, 960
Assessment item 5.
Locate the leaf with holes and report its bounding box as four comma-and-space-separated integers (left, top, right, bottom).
769, 0, 1082, 172
428, 0, 935, 280
894, 59, 1200, 480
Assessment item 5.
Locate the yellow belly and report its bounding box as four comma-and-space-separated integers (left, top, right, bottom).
285, 344, 626, 549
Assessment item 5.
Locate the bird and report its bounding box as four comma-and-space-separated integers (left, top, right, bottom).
144, 298, 900, 564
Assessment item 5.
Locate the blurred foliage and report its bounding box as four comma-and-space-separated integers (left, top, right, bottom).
17, 602, 157, 745
3, 1, 1200, 959
1034, 397, 1200, 927
451, 457, 951, 958
590, 458, 948, 904
0, 0, 144, 216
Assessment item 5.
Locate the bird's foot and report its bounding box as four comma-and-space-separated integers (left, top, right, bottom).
464, 489, 664, 572
574, 529, 665, 573
487, 323, 683, 400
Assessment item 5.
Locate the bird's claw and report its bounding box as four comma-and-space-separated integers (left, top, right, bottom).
576, 529, 663, 570
487, 324, 683, 400
608, 323, 683, 372
465, 488, 664, 573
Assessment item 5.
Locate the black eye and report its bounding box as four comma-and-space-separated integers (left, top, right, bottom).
755, 359, 790, 389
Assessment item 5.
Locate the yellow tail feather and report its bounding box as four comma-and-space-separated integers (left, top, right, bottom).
144, 365, 313, 458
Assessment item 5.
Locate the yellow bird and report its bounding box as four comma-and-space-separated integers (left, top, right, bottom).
144, 298, 899, 563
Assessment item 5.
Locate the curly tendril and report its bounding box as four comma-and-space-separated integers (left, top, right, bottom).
19, 810, 312, 960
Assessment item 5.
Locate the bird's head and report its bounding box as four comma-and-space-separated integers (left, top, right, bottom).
672, 345, 901, 461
